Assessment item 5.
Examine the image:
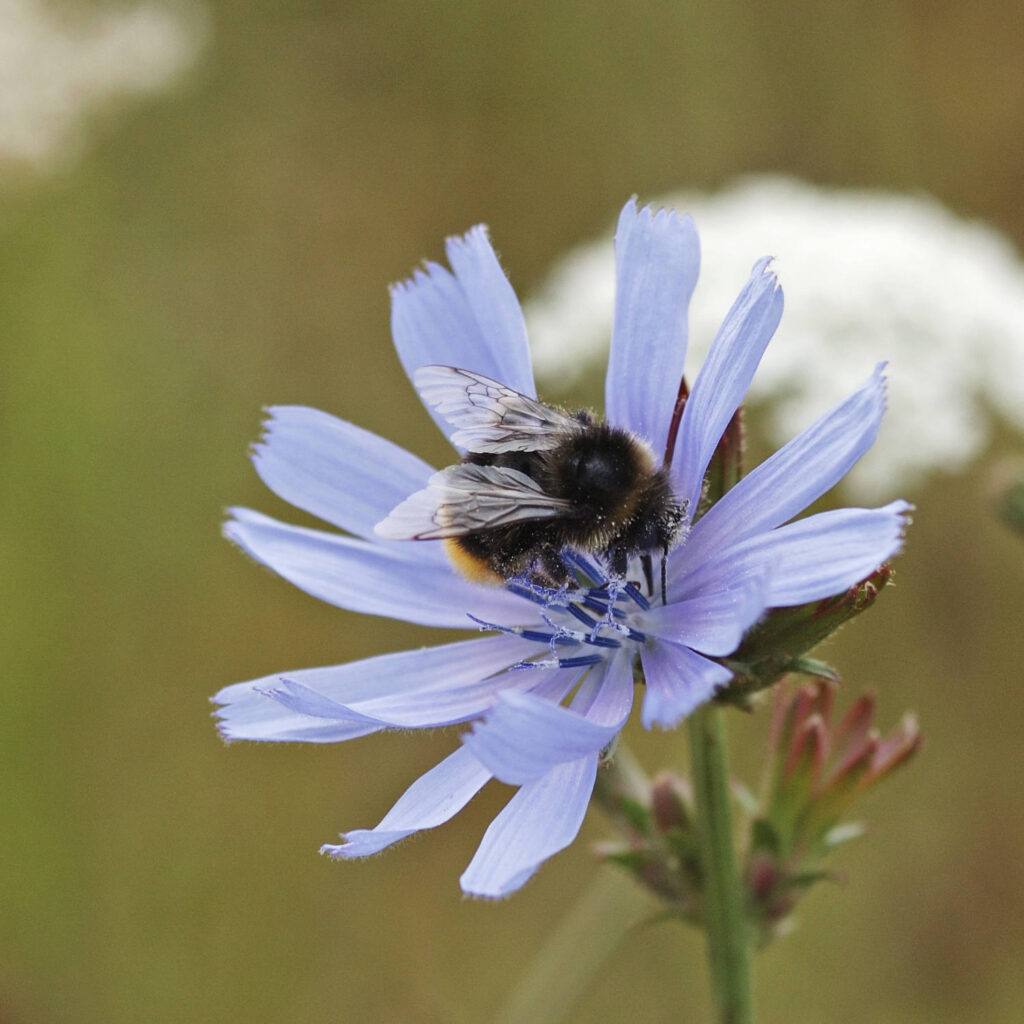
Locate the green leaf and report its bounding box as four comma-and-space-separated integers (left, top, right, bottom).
786, 657, 841, 682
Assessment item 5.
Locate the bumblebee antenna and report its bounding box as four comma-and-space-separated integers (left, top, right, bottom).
660, 543, 669, 605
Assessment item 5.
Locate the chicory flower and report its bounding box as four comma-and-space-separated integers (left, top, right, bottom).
214, 200, 908, 898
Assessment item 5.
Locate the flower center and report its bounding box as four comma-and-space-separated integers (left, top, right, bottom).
469, 552, 650, 670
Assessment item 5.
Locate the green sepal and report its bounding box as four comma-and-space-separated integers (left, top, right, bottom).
785, 657, 841, 682
598, 844, 700, 911
716, 565, 893, 704
600, 847, 654, 873
662, 829, 704, 879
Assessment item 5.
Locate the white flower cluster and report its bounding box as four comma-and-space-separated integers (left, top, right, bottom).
526, 176, 1024, 498
0, 0, 206, 171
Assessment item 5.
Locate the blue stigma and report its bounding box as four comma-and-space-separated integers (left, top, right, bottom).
468, 554, 650, 669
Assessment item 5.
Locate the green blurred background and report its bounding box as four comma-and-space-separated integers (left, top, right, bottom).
2, 1, 1023, 1021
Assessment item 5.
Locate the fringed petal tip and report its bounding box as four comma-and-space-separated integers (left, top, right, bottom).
212, 715, 235, 744
389, 226, 535, 403
890, 498, 915, 550
368, 232, 496, 308
250, 405, 307, 457
386, 225, 495, 298
255, 404, 282, 440
743, 256, 784, 314
210, 706, 285, 746
867, 498, 914, 560
221, 508, 250, 547
619, 195, 697, 232
388, 260, 443, 298
445, 223, 491, 258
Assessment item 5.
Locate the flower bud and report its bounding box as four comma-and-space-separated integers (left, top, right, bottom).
745, 678, 921, 944
720, 565, 894, 705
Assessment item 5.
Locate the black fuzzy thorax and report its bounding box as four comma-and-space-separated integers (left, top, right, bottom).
459, 414, 684, 582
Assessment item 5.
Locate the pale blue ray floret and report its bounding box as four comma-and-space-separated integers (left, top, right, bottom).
213, 199, 909, 898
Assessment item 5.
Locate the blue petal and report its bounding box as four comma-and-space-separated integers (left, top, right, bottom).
671, 258, 783, 512
459, 755, 598, 898
565, 648, 635, 722
463, 682, 627, 786
322, 746, 492, 858
606, 200, 700, 446
444, 229, 536, 394
391, 227, 536, 443
252, 406, 438, 541
461, 650, 631, 793
640, 563, 770, 657
639, 641, 731, 729
214, 669, 384, 744
712, 500, 911, 607
213, 634, 540, 741
224, 507, 540, 629
677, 366, 888, 573
252, 680, 385, 723
323, 661, 578, 730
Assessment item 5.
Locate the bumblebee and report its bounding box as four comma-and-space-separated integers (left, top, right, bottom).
376, 366, 686, 587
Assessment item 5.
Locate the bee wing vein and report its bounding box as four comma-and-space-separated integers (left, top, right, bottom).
413, 365, 579, 453
375, 463, 572, 541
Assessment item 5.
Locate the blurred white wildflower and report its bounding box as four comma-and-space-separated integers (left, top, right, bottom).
0, 0, 206, 171
526, 176, 1024, 498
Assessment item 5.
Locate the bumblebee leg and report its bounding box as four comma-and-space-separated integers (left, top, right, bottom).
609, 546, 630, 579
639, 552, 655, 595
536, 546, 572, 587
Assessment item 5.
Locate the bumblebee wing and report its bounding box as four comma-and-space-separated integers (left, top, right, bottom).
375, 463, 573, 540
413, 365, 580, 453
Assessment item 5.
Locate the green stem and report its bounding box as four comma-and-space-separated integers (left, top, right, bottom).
688, 704, 755, 1024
